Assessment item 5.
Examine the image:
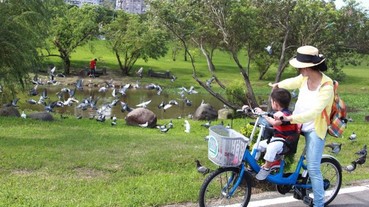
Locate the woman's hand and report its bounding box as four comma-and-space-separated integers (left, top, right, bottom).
268, 82, 279, 90
273, 111, 291, 121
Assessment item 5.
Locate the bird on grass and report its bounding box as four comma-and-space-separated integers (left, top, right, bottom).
139, 122, 149, 128
343, 161, 357, 173
349, 132, 357, 141
184, 120, 190, 133
201, 120, 212, 129
355, 145, 367, 156
21, 111, 26, 119
355, 154, 366, 166
325, 142, 342, 154
195, 159, 210, 175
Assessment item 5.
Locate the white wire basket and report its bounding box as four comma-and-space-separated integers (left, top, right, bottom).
207, 125, 249, 167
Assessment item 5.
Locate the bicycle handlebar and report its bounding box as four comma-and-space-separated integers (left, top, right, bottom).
237, 107, 283, 120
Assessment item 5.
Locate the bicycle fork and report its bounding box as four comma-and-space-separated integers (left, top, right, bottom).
221, 166, 247, 198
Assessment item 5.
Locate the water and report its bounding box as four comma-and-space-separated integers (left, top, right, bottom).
24, 85, 225, 120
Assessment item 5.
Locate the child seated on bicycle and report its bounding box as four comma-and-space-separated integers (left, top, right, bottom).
252, 88, 299, 180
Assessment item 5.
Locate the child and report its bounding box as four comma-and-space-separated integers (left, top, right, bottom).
253, 88, 299, 180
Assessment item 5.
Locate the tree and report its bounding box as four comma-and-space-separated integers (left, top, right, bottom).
0, 0, 50, 93
46, 4, 106, 75
150, 0, 262, 108
104, 11, 168, 76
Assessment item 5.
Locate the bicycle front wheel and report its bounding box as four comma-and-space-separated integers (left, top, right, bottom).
199, 167, 252, 207
302, 157, 342, 206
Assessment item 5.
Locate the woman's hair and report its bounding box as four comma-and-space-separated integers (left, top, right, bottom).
311, 60, 327, 71
271, 88, 291, 109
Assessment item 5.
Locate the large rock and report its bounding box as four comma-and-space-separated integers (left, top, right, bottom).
125, 108, 157, 128
218, 108, 234, 120
193, 103, 218, 121
0, 106, 20, 117
28, 112, 54, 121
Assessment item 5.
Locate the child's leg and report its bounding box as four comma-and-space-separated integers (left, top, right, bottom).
263, 141, 284, 167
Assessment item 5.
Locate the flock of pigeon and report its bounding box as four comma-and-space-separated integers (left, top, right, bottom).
4, 66, 223, 134
324, 129, 367, 173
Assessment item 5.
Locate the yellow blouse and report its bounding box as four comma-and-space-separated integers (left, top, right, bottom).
277, 73, 334, 139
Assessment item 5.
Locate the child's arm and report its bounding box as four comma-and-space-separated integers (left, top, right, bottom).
264, 116, 282, 126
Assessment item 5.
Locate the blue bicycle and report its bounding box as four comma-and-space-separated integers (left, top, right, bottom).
199, 109, 342, 207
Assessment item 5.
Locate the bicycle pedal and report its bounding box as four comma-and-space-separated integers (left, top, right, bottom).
303, 196, 313, 206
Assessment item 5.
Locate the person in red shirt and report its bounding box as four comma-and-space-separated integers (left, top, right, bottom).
89, 58, 97, 77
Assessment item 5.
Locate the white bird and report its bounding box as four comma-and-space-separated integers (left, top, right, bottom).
139, 122, 149, 128
184, 120, 190, 133
349, 132, 357, 141
136, 67, 143, 78
265, 44, 272, 55
21, 111, 26, 119
136, 100, 152, 108
98, 86, 108, 93
50, 66, 56, 75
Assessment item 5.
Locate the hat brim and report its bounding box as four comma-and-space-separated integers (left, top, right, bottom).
289, 58, 325, 68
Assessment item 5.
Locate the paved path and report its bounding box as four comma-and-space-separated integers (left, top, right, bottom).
249, 181, 369, 207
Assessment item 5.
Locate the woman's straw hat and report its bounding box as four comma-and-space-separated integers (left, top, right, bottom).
289, 45, 325, 68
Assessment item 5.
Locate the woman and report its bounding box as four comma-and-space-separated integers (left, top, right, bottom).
272, 45, 334, 207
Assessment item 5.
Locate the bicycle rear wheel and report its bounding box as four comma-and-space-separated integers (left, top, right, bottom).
302, 157, 342, 206
199, 167, 252, 207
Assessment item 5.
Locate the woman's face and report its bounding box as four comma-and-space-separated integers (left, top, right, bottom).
297, 67, 308, 76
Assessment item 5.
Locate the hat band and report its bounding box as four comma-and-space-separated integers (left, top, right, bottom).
296, 52, 322, 64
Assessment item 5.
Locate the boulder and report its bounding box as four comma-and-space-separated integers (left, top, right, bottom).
125, 108, 157, 128
193, 103, 218, 121
218, 108, 234, 120
28, 112, 54, 121
0, 106, 20, 117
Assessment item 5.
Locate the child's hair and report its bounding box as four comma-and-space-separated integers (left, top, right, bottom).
271, 88, 291, 109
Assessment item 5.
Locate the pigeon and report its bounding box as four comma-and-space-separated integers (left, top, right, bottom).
195, 159, 210, 175
355, 155, 366, 166
347, 116, 354, 122
184, 120, 190, 133
168, 120, 173, 129
5, 97, 20, 107
160, 127, 170, 133
349, 132, 357, 141
136, 67, 143, 78
206, 77, 215, 88
139, 122, 149, 128
21, 111, 26, 119
343, 161, 357, 173
136, 100, 151, 108
355, 145, 367, 156
265, 43, 273, 55
325, 142, 342, 154
120, 101, 133, 112
29, 85, 38, 96
76, 79, 83, 90
201, 121, 212, 129
27, 99, 37, 105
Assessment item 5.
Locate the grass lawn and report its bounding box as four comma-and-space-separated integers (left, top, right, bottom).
1, 40, 368, 206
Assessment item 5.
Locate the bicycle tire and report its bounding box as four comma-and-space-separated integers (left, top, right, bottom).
301, 157, 342, 206
199, 167, 252, 207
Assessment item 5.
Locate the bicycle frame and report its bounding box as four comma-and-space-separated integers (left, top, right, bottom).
225, 112, 312, 197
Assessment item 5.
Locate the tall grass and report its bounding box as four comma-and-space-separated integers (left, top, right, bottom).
1, 40, 368, 206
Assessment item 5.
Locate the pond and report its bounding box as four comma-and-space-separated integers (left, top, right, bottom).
23, 84, 226, 120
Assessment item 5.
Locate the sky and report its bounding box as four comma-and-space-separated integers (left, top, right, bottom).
334, 0, 369, 10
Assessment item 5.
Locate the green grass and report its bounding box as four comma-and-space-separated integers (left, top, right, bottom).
1, 40, 368, 206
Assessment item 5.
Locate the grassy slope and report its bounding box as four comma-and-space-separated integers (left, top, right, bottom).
1, 41, 368, 206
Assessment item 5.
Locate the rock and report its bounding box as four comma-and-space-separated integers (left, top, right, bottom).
28, 112, 54, 121
218, 108, 234, 120
125, 108, 157, 128
0, 106, 20, 117
193, 103, 218, 121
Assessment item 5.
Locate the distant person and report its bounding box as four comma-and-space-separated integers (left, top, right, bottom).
252, 88, 299, 180
89, 58, 97, 78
